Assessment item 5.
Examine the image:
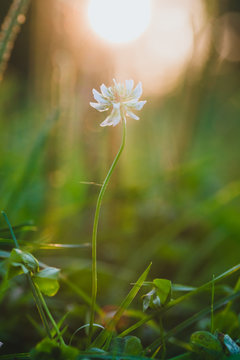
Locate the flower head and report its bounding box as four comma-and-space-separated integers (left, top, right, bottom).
90, 79, 146, 127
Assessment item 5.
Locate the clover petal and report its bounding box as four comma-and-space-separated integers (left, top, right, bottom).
126, 110, 139, 120
131, 82, 142, 99
90, 79, 146, 127
100, 84, 112, 98
131, 100, 147, 110
92, 89, 109, 104
125, 79, 134, 95
100, 103, 121, 127
90, 102, 109, 112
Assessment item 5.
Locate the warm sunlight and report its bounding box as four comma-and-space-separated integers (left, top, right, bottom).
54, 0, 207, 95
87, 0, 152, 44
2, 0, 240, 357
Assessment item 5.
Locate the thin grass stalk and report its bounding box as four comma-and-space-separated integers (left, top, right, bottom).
210, 274, 215, 333
224, 276, 240, 314
159, 318, 166, 359
1, 212, 66, 344
38, 257, 104, 317
1, 212, 52, 338
88, 117, 127, 345
26, 272, 52, 339
34, 284, 65, 345
89, 263, 151, 350
119, 263, 240, 338
6, 108, 60, 212
145, 290, 240, 354
0, 0, 30, 81
60, 275, 104, 317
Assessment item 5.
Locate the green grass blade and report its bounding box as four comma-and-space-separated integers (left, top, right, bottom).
211, 274, 215, 333
0, 274, 9, 302
0, 0, 30, 81
91, 263, 152, 349
166, 354, 192, 360
0, 239, 13, 246
0, 354, 30, 360
119, 263, 240, 338
38, 243, 90, 250
146, 290, 240, 354
77, 355, 153, 360
108, 262, 152, 331
51, 312, 69, 339
5, 108, 60, 212
0, 250, 10, 257
60, 275, 104, 317
0, 223, 36, 239
26, 314, 45, 337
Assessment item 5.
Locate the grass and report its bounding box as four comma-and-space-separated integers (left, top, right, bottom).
0, 0, 30, 81
1, 0, 240, 359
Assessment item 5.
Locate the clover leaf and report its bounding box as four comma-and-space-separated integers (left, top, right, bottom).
33, 267, 60, 297
7, 248, 39, 279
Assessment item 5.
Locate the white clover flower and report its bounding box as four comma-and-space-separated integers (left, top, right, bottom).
90, 79, 146, 127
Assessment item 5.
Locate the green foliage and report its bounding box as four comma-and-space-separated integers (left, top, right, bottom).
30, 339, 78, 360
109, 336, 143, 356
153, 279, 172, 304
1, 0, 240, 357
142, 288, 160, 311
6, 247, 60, 296
213, 310, 240, 338
0, 354, 30, 360
183, 331, 240, 360
222, 334, 240, 355
143, 278, 172, 311
227, 356, 240, 360
7, 248, 39, 279
0, 223, 36, 242
190, 331, 222, 356
91, 263, 151, 349
32, 267, 60, 297
86, 348, 107, 355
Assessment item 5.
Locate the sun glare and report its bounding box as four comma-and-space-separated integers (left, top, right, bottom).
87, 0, 152, 44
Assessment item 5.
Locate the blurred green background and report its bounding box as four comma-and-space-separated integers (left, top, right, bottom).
1, 0, 240, 355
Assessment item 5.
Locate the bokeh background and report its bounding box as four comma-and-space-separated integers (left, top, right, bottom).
1, 0, 240, 355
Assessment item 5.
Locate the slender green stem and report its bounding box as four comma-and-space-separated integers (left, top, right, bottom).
0, 274, 10, 303
61, 275, 104, 317
224, 276, 240, 313
88, 117, 127, 345
159, 318, 166, 359
1, 211, 19, 249
2, 212, 52, 338
26, 273, 52, 339
119, 263, 240, 338
145, 290, 240, 354
35, 283, 65, 345
211, 274, 215, 333
1, 211, 59, 342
